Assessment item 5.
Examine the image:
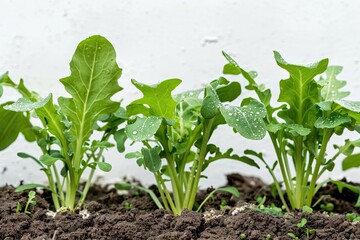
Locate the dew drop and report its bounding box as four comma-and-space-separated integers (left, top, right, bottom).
132, 131, 138, 135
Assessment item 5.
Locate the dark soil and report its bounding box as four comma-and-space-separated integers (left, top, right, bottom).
1, 174, 359, 240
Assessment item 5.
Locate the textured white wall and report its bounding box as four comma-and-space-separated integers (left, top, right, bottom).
1, 0, 360, 188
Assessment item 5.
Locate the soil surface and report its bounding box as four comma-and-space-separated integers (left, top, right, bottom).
1, 174, 359, 240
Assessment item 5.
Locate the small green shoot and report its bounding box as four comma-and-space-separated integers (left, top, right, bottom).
287, 233, 299, 240
16, 191, 36, 214
297, 218, 315, 238
320, 202, 334, 212
240, 233, 246, 239
346, 213, 360, 223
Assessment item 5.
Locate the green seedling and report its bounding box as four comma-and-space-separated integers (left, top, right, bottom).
16, 190, 36, 214
287, 232, 299, 240
2, 35, 126, 211
265, 234, 271, 240
124, 201, 134, 210
222, 51, 360, 210
320, 202, 334, 212
297, 218, 315, 238
240, 233, 246, 239
346, 213, 360, 223
119, 76, 266, 215
219, 199, 228, 211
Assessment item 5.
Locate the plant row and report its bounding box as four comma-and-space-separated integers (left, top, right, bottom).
1, 35, 360, 215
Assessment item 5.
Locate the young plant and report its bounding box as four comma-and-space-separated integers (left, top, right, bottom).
3, 35, 124, 211
16, 190, 37, 214
120, 77, 266, 215
0, 72, 36, 151
222, 51, 360, 210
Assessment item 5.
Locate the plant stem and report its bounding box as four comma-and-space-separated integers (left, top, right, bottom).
306, 129, 333, 206
186, 118, 214, 210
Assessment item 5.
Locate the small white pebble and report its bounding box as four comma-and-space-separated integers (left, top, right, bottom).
79, 209, 90, 219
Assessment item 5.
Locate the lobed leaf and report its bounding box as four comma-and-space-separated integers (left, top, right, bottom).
129, 79, 181, 119
275, 51, 328, 125
318, 66, 349, 101
58, 35, 122, 154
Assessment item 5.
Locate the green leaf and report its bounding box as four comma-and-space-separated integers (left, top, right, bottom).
15, 184, 51, 192
115, 182, 164, 209
201, 85, 221, 119
285, 124, 311, 136
128, 78, 181, 119
58, 35, 122, 164
91, 140, 114, 148
215, 81, 241, 102
4, 94, 51, 112
315, 112, 351, 129
267, 123, 283, 133
318, 66, 349, 101
342, 153, 360, 171
40, 154, 61, 167
97, 162, 112, 172
17, 152, 43, 167
222, 51, 272, 107
141, 147, 161, 173
220, 100, 266, 140
204, 147, 260, 170
0, 103, 34, 151
197, 187, 240, 212
125, 116, 162, 141
222, 52, 241, 75
275, 51, 328, 125
114, 128, 127, 153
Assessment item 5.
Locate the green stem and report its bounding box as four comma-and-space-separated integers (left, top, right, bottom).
186, 118, 214, 210
306, 129, 333, 206
270, 131, 295, 208
294, 137, 304, 209
154, 173, 170, 211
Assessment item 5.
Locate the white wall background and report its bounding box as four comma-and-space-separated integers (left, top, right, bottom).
1, 0, 360, 188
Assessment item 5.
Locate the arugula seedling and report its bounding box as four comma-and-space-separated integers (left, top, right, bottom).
120, 77, 266, 215
346, 213, 360, 223
3, 35, 125, 211
0, 72, 36, 151
16, 190, 36, 214
222, 51, 360, 210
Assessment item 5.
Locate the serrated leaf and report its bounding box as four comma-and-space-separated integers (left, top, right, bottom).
275, 51, 328, 124
125, 116, 162, 141
4, 94, 51, 112
318, 66, 349, 101
34, 94, 68, 148
142, 147, 161, 172
220, 100, 266, 140
315, 112, 351, 128
129, 78, 181, 119
58, 35, 122, 165
97, 162, 112, 172
342, 153, 360, 171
